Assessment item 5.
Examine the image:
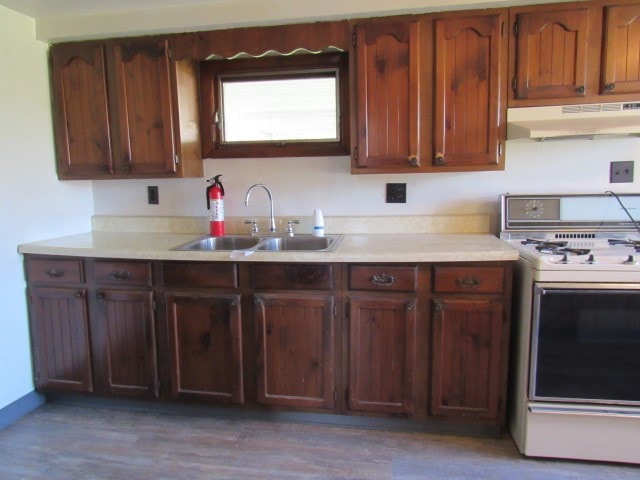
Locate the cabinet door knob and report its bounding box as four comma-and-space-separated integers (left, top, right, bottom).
604, 83, 615, 92
101, 164, 110, 172
96, 291, 105, 300
434, 155, 444, 165
371, 273, 395, 286
407, 156, 419, 167
456, 276, 481, 289
74, 291, 83, 298
434, 301, 443, 311
575, 85, 585, 94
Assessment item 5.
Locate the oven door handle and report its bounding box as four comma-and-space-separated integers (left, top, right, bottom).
529, 404, 640, 418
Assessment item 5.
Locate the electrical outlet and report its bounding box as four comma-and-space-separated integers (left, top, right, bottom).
147, 186, 159, 204
386, 183, 407, 203
610, 161, 634, 183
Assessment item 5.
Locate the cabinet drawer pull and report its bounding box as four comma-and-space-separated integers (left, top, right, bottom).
96, 291, 105, 300
74, 291, 83, 298
371, 273, 395, 286
110, 270, 133, 281
455, 276, 481, 289
46, 268, 65, 278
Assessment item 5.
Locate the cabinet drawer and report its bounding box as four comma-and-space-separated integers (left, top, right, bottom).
25, 257, 83, 284
433, 266, 504, 294
349, 265, 418, 292
162, 262, 238, 288
94, 260, 152, 286
252, 264, 333, 290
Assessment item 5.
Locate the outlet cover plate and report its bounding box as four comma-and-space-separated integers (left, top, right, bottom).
386, 183, 407, 203
610, 161, 634, 183
147, 186, 159, 204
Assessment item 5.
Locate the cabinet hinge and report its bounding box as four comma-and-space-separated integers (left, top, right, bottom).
333, 389, 338, 403
345, 302, 350, 319
152, 300, 157, 311
333, 304, 337, 318
353, 147, 358, 161
513, 21, 519, 36
352, 33, 356, 47
174, 154, 179, 165
498, 142, 503, 157
167, 46, 172, 60
512, 77, 517, 91
501, 22, 505, 39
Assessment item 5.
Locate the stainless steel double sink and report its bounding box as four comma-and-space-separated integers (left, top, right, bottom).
172, 234, 343, 253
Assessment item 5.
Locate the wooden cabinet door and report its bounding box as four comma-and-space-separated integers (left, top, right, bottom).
602, 4, 640, 95
433, 13, 506, 169
513, 8, 592, 100
112, 39, 177, 175
93, 289, 157, 398
50, 43, 114, 178
353, 21, 421, 171
348, 295, 417, 414
166, 293, 243, 404
28, 287, 92, 392
430, 297, 504, 420
255, 293, 335, 409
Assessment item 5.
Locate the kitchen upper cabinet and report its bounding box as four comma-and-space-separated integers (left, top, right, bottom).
352, 20, 423, 173
509, 1, 640, 106
50, 44, 113, 178
602, 3, 640, 95
50, 38, 202, 180
432, 12, 507, 170
511, 6, 594, 101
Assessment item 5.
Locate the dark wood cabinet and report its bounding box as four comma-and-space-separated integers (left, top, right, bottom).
347, 295, 417, 415
25, 257, 92, 393
602, 3, 640, 95
352, 20, 422, 172
166, 292, 244, 404
254, 293, 335, 409
509, 0, 640, 105
429, 265, 511, 422
433, 12, 507, 169
50, 43, 114, 178
50, 38, 202, 180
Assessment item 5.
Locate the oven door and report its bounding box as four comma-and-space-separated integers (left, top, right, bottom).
530, 283, 640, 405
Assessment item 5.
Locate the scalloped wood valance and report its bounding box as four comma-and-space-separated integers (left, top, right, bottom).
173, 20, 349, 61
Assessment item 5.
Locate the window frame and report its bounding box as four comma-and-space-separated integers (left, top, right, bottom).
199, 52, 349, 158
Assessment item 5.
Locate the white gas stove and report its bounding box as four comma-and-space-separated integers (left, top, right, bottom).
501, 193, 640, 465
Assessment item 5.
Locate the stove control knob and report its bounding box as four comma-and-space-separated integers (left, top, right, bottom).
557, 254, 570, 264
623, 255, 639, 265
584, 254, 597, 264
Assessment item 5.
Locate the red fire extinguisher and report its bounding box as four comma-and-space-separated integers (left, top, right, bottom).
206, 175, 225, 237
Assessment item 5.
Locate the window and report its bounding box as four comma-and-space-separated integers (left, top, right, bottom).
199, 53, 349, 158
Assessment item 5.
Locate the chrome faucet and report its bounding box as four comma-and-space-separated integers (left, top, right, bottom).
244, 184, 276, 233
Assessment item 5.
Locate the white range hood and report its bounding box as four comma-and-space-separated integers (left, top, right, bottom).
507, 102, 640, 140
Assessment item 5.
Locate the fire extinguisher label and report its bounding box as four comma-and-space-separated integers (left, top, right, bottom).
212, 199, 224, 221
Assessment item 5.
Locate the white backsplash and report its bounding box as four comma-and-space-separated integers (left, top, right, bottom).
92, 137, 640, 234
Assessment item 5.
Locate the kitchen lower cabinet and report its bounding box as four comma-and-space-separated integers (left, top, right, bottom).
25, 257, 92, 393
254, 293, 335, 409
166, 292, 244, 404
430, 265, 511, 422
24, 256, 513, 432
347, 295, 418, 415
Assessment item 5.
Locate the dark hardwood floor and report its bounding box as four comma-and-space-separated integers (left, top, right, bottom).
0, 402, 638, 479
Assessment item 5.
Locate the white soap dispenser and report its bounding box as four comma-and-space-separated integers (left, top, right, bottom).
312, 209, 325, 237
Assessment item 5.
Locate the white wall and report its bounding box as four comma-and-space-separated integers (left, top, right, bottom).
93, 137, 640, 234
0, 6, 93, 410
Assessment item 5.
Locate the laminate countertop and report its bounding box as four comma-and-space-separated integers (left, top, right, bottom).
18, 231, 519, 263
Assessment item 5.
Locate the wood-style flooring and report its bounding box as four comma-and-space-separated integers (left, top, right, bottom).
0, 403, 638, 479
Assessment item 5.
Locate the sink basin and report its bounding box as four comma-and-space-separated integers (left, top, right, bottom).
173, 234, 342, 252
173, 235, 261, 251
258, 235, 342, 252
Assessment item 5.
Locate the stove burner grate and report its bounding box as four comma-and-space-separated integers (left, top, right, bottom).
608, 239, 640, 252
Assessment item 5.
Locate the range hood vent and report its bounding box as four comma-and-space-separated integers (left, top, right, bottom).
507, 102, 640, 141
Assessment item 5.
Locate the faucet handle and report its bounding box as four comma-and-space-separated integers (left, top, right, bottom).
244, 219, 259, 236
286, 220, 300, 237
